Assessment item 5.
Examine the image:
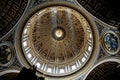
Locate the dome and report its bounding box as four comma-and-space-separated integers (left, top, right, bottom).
22, 6, 93, 76
15, 2, 98, 78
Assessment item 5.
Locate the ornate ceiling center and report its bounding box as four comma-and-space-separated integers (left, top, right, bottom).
19, 5, 94, 76
27, 6, 86, 64
55, 29, 63, 38
52, 27, 66, 41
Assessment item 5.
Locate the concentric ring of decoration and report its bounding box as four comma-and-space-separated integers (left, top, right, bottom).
0, 42, 14, 67
22, 6, 93, 76
15, 2, 99, 77
101, 30, 120, 55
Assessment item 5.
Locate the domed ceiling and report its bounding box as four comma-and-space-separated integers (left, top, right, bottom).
22, 6, 93, 76
85, 62, 120, 80
0, 0, 29, 39
15, 2, 99, 78
76, 0, 120, 27
0, 0, 120, 80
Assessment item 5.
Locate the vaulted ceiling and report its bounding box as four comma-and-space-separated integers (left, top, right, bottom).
0, 0, 120, 80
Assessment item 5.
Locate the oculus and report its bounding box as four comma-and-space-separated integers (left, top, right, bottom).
22, 6, 93, 76
15, 3, 97, 77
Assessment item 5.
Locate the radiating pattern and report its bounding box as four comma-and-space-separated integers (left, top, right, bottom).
32, 8, 85, 62
22, 6, 93, 76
